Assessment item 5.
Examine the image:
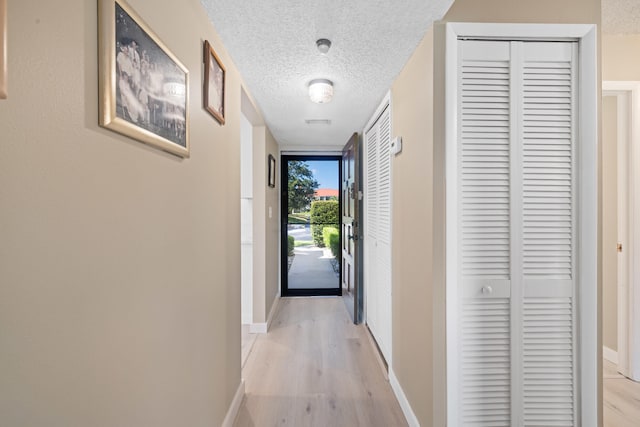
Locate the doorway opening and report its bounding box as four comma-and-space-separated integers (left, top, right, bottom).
603, 82, 640, 378
281, 155, 342, 296
602, 81, 640, 426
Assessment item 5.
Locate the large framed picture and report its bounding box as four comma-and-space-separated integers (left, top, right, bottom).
98, 0, 189, 157
203, 40, 225, 125
0, 0, 6, 99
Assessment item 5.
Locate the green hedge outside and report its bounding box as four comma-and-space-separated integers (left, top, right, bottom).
322, 226, 340, 259
287, 235, 295, 256
310, 200, 339, 246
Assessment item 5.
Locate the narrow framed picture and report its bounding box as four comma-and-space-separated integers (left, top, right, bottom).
268, 154, 276, 188
0, 0, 6, 99
203, 40, 225, 125
98, 0, 189, 157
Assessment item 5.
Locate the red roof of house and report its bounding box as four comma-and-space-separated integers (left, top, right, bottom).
314, 188, 339, 198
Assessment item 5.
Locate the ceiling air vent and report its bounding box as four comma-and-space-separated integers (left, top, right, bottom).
305, 119, 331, 125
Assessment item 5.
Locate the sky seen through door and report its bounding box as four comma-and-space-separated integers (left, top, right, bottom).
306, 160, 338, 189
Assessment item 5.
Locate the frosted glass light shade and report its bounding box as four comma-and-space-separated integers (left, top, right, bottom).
308, 79, 333, 103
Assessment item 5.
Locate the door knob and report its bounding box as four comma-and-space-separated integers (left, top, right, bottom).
481, 286, 493, 295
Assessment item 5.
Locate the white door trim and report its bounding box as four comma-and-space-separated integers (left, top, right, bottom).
603, 81, 640, 381
445, 22, 598, 427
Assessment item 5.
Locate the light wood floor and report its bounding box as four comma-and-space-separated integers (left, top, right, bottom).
234, 297, 407, 427
238, 298, 640, 426
604, 359, 640, 427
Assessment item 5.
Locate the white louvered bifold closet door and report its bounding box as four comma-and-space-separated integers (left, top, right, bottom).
364, 103, 392, 362
460, 40, 513, 427
458, 40, 577, 427
520, 42, 576, 427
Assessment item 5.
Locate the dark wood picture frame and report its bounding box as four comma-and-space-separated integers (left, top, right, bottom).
98, 0, 189, 157
268, 154, 276, 188
203, 40, 225, 125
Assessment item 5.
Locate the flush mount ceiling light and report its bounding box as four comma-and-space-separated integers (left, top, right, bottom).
308, 79, 333, 104
316, 38, 332, 54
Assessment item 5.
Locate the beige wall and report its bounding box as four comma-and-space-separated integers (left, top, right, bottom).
252, 127, 267, 322
264, 130, 281, 319
445, 0, 600, 23
251, 126, 280, 323
389, 0, 601, 425
603, 35, 640, 81
391, 27, 436, 425
0, 0, 255, 425
602, 95, 618, 351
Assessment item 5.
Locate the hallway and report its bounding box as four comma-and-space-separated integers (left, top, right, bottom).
234, 297, 407, 426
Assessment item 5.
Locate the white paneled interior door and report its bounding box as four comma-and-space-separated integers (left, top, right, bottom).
364, 98, 392, 363
457, 39, 578, 426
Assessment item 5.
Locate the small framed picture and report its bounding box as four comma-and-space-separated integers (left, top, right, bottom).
0, 0, 6, 99
98, 0, 189, 157
203, 40, 225, 125
268, 154, 276, 188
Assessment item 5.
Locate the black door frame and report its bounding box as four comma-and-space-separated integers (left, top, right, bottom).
281, 155, 342, 297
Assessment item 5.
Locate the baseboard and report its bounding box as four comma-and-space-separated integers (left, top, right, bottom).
266, 294, 280, 329
364, 325, 389, 381
241, 312, 252, 325
389, 369, 420, 427
603, 346, 619, 364
249, 295, 280, 334
221, 379, 245, 427
249, 322, 267, 334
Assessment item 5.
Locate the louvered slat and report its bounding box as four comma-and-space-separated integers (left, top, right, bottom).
523, 298, 574, 427
460, 50, 511, 427
521, 47, 575, 427
462, 299, 511, 427
461, 59, 511, 279
378, 109, 392, 245
522, 60, 573, 279
365, 125, 378, 240
377, 106, 393, 359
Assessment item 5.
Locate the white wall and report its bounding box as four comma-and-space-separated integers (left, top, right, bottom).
241, 113, 254, 325
241, 88, 280, 329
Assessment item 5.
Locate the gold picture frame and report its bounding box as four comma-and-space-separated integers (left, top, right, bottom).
0, 0, 7, 99
203, 40, 225, 125
98, 0, 189, 157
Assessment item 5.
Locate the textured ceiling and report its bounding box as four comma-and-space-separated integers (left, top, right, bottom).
602, 0, 640, 34
200, 0, 453, 148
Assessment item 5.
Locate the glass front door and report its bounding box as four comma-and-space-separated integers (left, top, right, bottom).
281, 155, 341, 296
